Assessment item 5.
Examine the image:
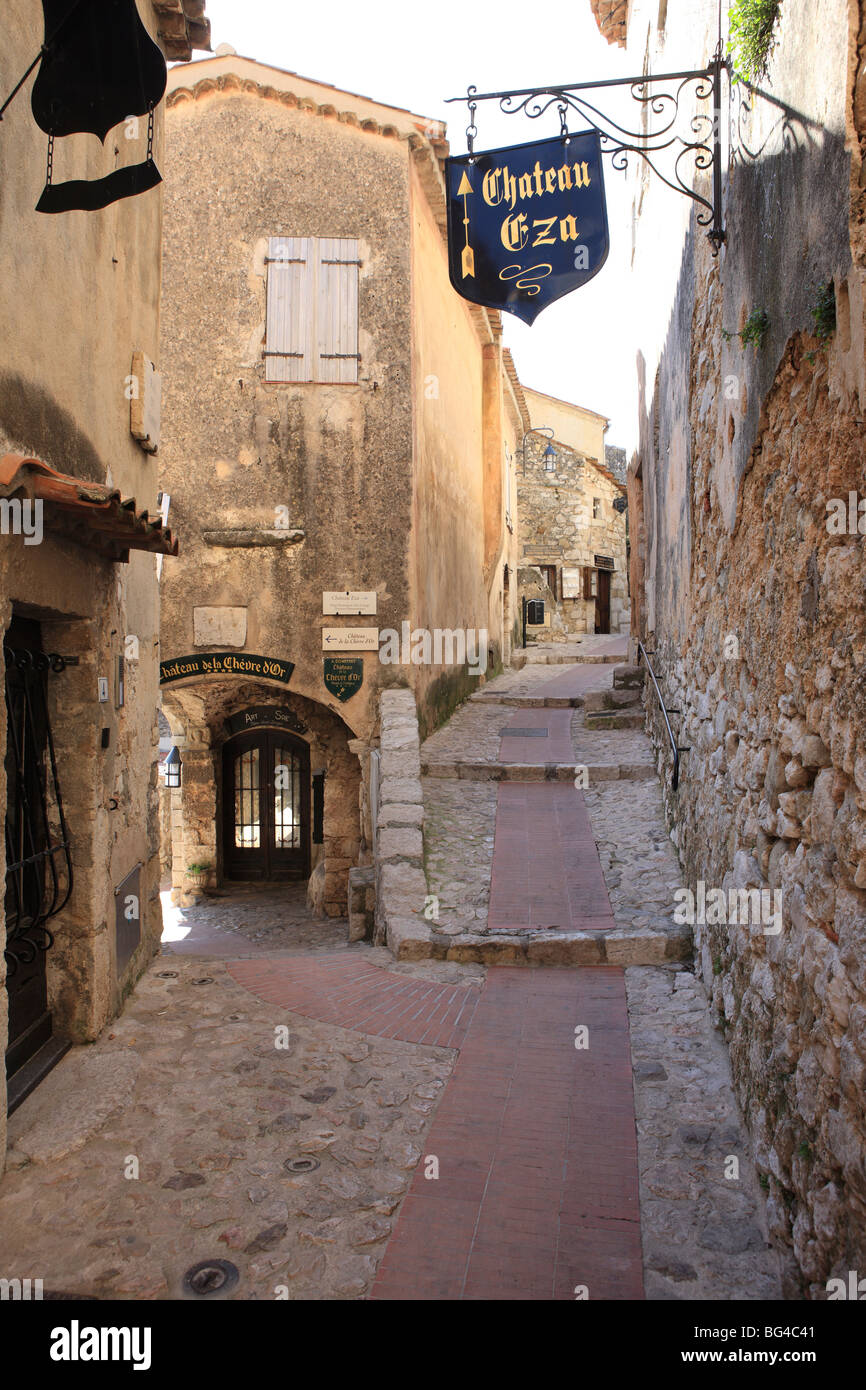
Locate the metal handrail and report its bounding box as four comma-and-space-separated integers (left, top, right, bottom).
637, 641, 689, 791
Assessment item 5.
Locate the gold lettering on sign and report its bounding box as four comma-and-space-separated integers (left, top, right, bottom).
498, 262, 553, 296
531, 216, 557, 246
481, 159, 592, 212
500, 213, 529, 251
559, 214, 580, 241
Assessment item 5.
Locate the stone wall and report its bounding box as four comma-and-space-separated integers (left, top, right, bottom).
623, 0, 866, 1293
517, 434, 629, 637
373, 689, 428, 958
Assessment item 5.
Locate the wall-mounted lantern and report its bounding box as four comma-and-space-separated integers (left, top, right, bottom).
164, 746, 182, 788
521, 426, 555, 474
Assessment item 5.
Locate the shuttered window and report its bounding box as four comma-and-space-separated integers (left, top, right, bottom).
265, 237, 360, 383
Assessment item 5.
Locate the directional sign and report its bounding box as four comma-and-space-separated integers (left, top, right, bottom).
446, 130, 609, 325
322, 591, 378, 616
321, 628, 379, 652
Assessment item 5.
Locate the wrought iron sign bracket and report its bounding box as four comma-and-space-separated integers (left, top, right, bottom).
446, 43, 731, 254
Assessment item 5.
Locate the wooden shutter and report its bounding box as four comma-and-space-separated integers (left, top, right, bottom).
266, 237, 312, 382
315, 238, 359, 383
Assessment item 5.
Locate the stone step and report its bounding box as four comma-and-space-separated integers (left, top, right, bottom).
584, 711, 645, 731
388, 917, 693, 966
468, 692, 583, 708
421, 760, 655, 782
583, 688, 642, 713
613, 663, 644, 690
522, 652, 621, 666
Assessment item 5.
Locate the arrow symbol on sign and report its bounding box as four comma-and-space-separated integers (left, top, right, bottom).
457, 169, 475, 278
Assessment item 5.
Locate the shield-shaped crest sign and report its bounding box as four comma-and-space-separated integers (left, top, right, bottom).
446, 130, 609, 325
323, 657, 364, 702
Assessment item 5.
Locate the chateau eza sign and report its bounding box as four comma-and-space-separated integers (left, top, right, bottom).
446, 131, 609, 325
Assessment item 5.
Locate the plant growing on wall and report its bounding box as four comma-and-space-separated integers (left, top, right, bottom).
722, 307, 770, 350
728, 0, 783, 82
805, 281, 836, 362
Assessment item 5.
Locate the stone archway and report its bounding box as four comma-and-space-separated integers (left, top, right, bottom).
160, 678, 365, 915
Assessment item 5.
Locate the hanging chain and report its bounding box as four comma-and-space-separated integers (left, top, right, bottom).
147, 105, 154, 162
465, 85, 478, 158
558, 101, 569, 139
46, 133, 54, 187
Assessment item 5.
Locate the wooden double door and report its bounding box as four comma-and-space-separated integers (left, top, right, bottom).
222, 730, 310, 881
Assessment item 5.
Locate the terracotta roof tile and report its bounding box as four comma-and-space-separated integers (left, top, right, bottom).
0, 454, 178, 563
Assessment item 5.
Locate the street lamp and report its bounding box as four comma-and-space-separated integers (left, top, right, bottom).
521, 426, 555, 474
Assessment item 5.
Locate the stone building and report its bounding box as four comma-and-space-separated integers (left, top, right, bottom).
592, 0, 866, 1290
0, 3, 208, 1166
158, 54, 524, 916
517, 387, 629, 640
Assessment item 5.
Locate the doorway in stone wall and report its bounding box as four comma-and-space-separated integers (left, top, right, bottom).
3, 613, 72, 1110
595, 570, 611, 634
221, 729, 310, 881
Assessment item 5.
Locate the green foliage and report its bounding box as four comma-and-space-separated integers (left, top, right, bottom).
759, 1173, 770, 1191
805, 282, 836, 363
186, 861, 211, 875
724, 307, 770, 350
728, 0, 783, 82
797, 1141, 812, 1161
713, 955, 723, 976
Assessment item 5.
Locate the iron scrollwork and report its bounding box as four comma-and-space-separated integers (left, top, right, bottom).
446, 45, 731, 253
3, 645, 73, 977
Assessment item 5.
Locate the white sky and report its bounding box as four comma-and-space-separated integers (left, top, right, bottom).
193, 0, 638, 450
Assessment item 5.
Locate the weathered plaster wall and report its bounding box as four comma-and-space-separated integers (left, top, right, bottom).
160, 80, 415, 741
408, 156, 493, 730
523, 386, 608, 461
0, 1, 178, 1169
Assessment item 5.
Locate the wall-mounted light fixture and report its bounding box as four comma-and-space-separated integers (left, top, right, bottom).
164, 746, 182, 788
521, 426, 554, 474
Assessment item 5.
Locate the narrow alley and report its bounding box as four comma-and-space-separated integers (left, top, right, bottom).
0, 648, 781, 1301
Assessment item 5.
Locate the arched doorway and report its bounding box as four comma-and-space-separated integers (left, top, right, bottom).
221, 729, 310, 881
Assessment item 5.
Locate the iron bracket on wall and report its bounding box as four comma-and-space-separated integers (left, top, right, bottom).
446, 42, 731, 254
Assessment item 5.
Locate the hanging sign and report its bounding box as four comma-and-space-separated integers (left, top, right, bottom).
323, 657, 364, 702
31, 0, 167, 213
160, 654, 294, 684
446, 130, 608, 325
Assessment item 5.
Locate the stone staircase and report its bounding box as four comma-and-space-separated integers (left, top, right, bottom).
583, 663, 645, 730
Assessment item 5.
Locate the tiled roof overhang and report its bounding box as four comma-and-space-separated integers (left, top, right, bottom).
589, 0, 628, 47
0, 454, 178, 563
151, 0, 211, 62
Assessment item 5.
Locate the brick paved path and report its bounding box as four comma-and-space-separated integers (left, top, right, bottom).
487, 783, 615, 932
498, 707, 575, 763
372, 966, 643, 1300
228, 954, 480, 1051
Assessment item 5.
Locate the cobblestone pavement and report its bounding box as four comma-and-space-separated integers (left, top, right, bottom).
570, 705, 655, 770
423, 779, 497, 936
0, 943, 480, 1301
626, 966, 781, 1299
584, 779, 688, 944
163, 883, 352, 957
